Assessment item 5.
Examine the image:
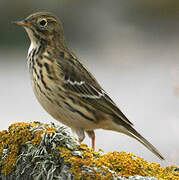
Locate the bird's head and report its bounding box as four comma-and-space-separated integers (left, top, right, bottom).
14, 12, 66, 47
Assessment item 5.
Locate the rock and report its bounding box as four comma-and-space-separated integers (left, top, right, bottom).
0, 122, 178, 180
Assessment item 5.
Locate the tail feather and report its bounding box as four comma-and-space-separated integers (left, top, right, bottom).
111, 118, 165, 160
124, 125, 164, 160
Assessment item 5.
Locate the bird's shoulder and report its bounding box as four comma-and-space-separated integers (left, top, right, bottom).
51, 49, 133, 126
55, 49, 103, 94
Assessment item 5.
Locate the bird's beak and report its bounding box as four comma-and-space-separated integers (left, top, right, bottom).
13, 20, 30, 28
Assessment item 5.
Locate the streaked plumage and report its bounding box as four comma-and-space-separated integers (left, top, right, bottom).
15, 12, 164, 160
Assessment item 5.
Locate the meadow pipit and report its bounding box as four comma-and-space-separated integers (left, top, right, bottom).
15, 12, 164, 160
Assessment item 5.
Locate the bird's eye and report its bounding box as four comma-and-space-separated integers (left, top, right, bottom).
39, 19, 47, 27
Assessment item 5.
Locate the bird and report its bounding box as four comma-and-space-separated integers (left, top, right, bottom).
14, 12, 164, 160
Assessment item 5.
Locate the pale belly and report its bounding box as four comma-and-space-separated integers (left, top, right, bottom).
32, 81, 102, 131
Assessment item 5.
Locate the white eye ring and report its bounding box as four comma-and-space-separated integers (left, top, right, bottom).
39, 19, 47, 27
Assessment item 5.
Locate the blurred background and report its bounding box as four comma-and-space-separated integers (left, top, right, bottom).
0, 0, 179, 165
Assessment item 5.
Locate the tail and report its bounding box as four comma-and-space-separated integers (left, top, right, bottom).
112, 119, 165, 160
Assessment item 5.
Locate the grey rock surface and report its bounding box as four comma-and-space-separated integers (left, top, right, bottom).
0, 122, 159, 180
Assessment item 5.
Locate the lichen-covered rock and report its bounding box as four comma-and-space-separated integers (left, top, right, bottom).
0, 122, 178, 180
117, 176, 158, 180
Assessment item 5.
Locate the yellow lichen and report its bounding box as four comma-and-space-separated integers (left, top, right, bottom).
58, 144, 114, 179
0, 122, 178, 179
31, 130, 44, 146
31, 126, 56, 146
59, 144, 179, 180
0, 122, 56, 175
0, 122, 34, 175
46, 127, 56, 134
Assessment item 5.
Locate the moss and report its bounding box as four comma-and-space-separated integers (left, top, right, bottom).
0, 121, 178, 180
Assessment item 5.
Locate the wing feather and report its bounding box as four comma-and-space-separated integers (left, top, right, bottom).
56, 54, 133, 126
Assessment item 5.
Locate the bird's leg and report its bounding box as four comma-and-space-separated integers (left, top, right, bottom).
74, 128, 85, 145
78, 137, 84, 144
87, 130, 95, 150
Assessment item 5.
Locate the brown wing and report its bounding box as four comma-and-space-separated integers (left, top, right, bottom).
56, 54, 133, 126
